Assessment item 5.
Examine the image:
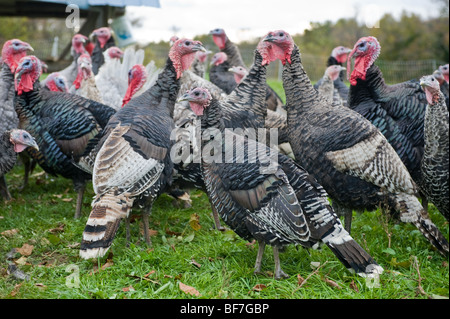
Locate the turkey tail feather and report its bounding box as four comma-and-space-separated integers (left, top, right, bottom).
80, 192, 133, 259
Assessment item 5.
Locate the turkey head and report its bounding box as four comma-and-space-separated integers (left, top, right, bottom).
325, 65, 346, 81
178, 87, 212, 116
210, 52, 228, 66
14, 55, 42, 95
105, 46, 124, 60
45, 72, 69, 92
1, 39, 34, 73
420, 75, 441, 105
72, 34, 88, 55
169, 38, 206, 79
260, 30, 294, 66
210, 28, 227, 50
439, 64, 449, 84
331, 46, 352, 64
122, 64, 147, 107
347, 36, 381, 86
228, 66, 248, 84
9, 129, 39, 153
73, 53, 93, 89
91, 27, 112, 49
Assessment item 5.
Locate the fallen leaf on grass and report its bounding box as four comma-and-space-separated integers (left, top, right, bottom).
179, 281, 201, 297
297, 274, 305, 286
189, 213, 201, 231
14, 256, 29, 266
122, 285, 135, 292
1, 229, 19, 237
144, 270, 156, 277
35, 283, 47, 289
48, 223, 65, 233
16, 243, 34, 256
323, 277, 341, 290
349, 280, 359, 292
251, 284, 267, 292
61, 198, 73, 202
191, 259, 201, 268
10, 283, 22, 297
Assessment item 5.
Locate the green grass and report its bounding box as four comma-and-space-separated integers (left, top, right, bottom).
0, 162, 448, 300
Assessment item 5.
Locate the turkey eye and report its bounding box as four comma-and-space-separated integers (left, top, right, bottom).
278, 32, 284, 37
185, 41, 191, 46
431, 78, 435, 81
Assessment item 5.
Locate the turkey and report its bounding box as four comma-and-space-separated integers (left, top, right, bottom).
56, 34, 89, 85
69, 53, 103, 103
191, 50, 211, 78
262, 30, 449, 256
316, 65, 346, 107
90, 27, 116, 75
313, 46, 351, 106
171, 34, 288, 230
210, 28, 285, 113
14, 55, 117, 219
78, 38, 206, 259
209, 52, 236, 94
210, 28, 247, 69
347, 36, 428, 189
439, 64, 449, 83
433, 69, 449, 110
228, 65, 248, 84
1, 39, 34, 192
41, 72, 69, 92
0, 129, 39, 200
179, 87, 383, 279
100, 46, 124, 66
95, 46, 160, 110
1, 39, 34, 134
419, 75, 449, 221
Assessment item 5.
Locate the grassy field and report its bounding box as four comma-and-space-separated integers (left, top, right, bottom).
0, 79, 448, 302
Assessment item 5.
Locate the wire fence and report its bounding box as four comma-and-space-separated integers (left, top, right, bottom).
34, 38, 446, 84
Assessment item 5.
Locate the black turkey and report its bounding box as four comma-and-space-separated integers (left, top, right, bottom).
0, 129, 38, 200
14, 55, 116, 219
262, 30, 448, 256
419, 75, 449, 220
78, 38, 206, 259
179, 87, 384, 280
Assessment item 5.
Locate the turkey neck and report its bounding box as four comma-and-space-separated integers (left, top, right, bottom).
0, 130, 16, 174
223, 38, 246, 69
201, 98, 224, 133
283, 45, 320, 115
0, 63, 14, 103
424, 93, 449, 146
132, 56, 179, 117
231, 50, 267, 118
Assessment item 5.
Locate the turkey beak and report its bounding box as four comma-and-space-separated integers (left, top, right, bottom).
25, 43, 34, 52
177, 92, 191, 103
263, 34, 276, 43
192, 43, 206, 53
26, 136, 39, 151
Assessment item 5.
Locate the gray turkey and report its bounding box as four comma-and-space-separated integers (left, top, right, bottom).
13, 55, 117, 219
433, 69, 449, 110
209, 52, 236, 94
56, 34, 89, 85
41, 72, 69, 92
1, 39, 34, 192
313, 46, 351, 106
262, 30, 448, 256
316, 65, 346, 107
78, 38, 206, 259
69, 53, 104, 103
347, 36, 427, 190
0, 129, 38, 200
1, 39, 34, 135
179, 87, 383, 280
419, 75, 449, 221
210, 28, 285, 113
90, 27, 116, 75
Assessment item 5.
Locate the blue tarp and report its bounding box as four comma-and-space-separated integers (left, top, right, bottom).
33, 0, 161, 10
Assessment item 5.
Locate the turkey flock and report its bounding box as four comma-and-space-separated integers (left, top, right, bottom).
1, 25, 449, 281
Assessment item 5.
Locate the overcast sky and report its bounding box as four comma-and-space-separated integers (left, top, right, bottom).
124, 0, 444, 44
